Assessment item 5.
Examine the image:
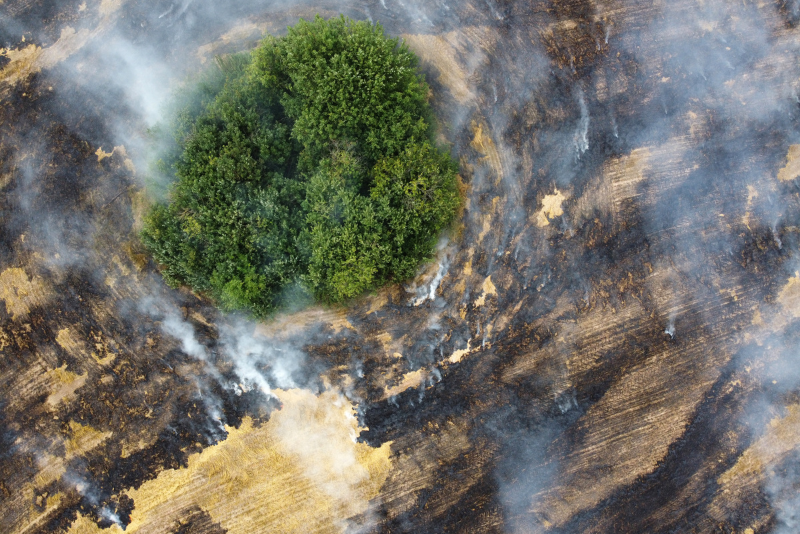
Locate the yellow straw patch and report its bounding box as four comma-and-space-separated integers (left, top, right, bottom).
69, 389, 392, 534
0, 267, 51, 321
535, 189, 566, 227
777, 144, 800, 182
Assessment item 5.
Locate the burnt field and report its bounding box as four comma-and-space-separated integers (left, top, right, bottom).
2, 0, 800, 533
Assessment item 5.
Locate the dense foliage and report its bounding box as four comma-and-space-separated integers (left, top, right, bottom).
142, 16, 460, 316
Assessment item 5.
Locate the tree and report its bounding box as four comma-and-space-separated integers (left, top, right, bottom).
250, 16, 431, 166
142, 16, 460, 317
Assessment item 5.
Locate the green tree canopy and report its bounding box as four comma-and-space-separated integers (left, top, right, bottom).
141, 15, 460, 317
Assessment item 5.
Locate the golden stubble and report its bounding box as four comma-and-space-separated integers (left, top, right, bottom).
197, 22, 266, 63
68, 389, 392, 534
384, 369, 426, 399
777, 144, 800, 182
98, 0, 123, 17
604, 147, 651, 217
473, 275, 497, 307
470, 121, 504, 183
524, 261, 746, 529
777, 272, 800, 318
704, 403, 800, 529
0, 27, 93, 91
0, 0, 131, 94
254, 306, 354, 340
0, 267, 51, 321
45, 364, 88, 407
7, 421, 111, 534
534, 189, 567, 228
402, 30, 482, 105
718, 404, 800, 488
0, 44, 42, 87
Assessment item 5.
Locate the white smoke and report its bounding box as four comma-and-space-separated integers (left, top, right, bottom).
218, 319, 305, 395
63, 472, 125, 529
766, 451, 800, 534
140, 293, 304, 400
573, 88, 590, 156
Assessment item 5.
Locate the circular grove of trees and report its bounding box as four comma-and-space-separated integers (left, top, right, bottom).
141, 16, 461, 317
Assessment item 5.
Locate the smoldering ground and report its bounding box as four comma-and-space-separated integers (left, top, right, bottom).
3, 0, 800, 532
